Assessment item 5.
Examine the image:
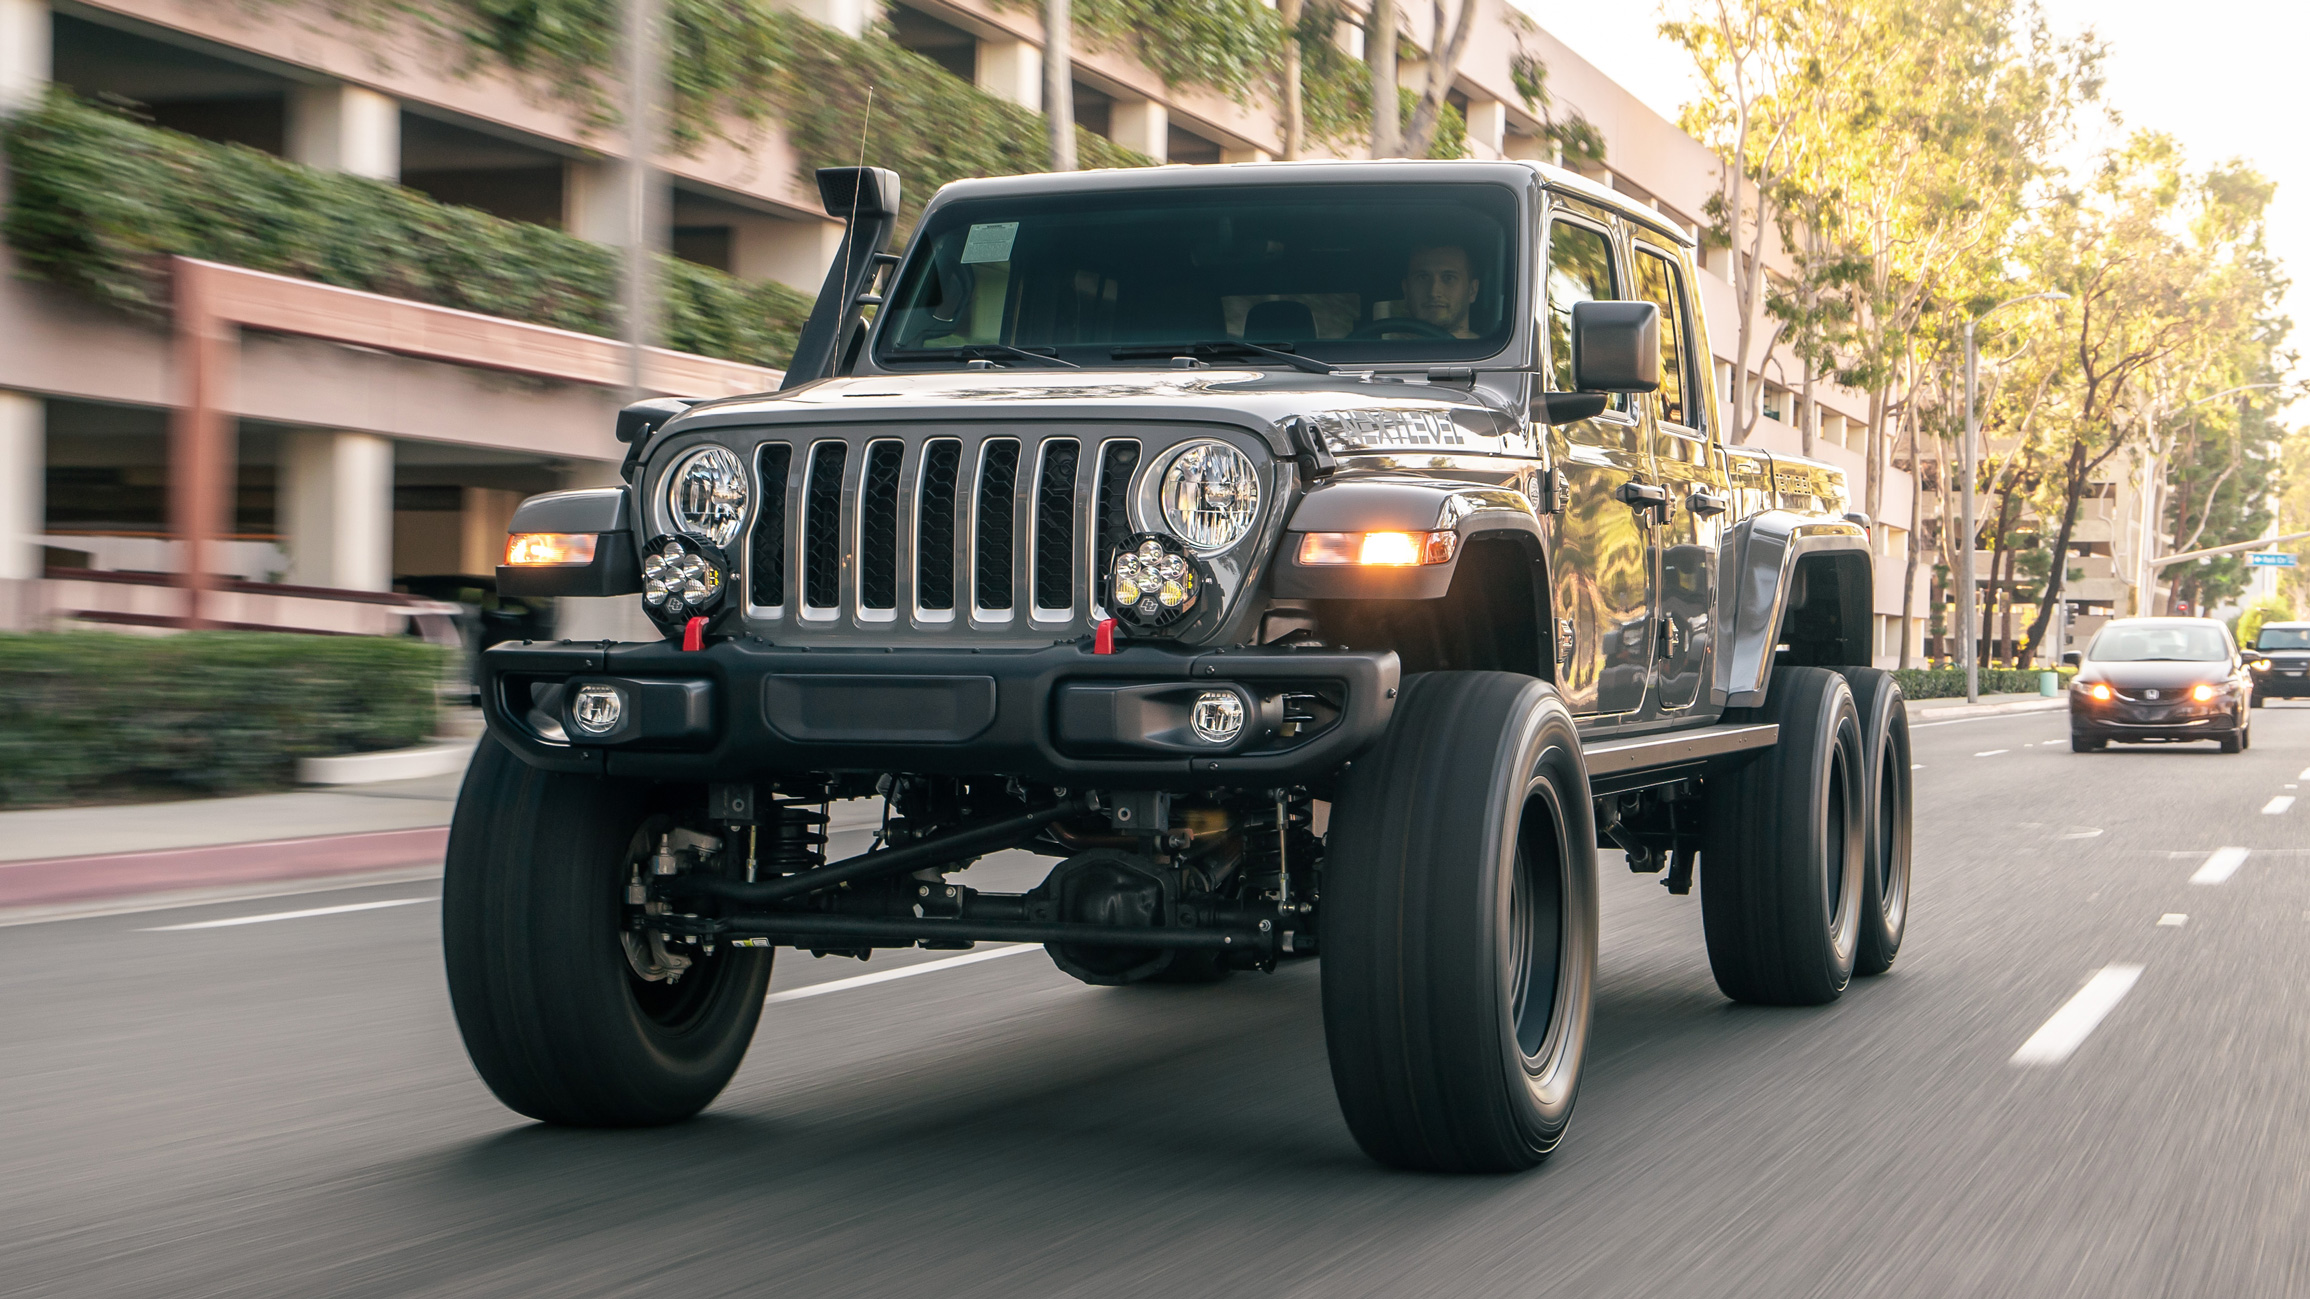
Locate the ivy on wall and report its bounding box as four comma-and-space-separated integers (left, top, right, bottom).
2, 91, 814, 366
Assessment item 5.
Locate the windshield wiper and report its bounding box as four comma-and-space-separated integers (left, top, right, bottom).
1110, 340, 1335, 375
884, 344, 1078, 369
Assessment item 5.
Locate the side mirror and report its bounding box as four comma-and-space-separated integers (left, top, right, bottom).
2062, 651, 2081, 667
1534, 391, 1609, 425
1570, 300, 1661, 393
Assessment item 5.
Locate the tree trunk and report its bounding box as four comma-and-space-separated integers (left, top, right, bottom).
1368, 0, 1399, 159
1044, 0, 1075, 172
2019, 440, 2092, 663
1900, 434, 1922, 669
1278, 0, 1305, 160
1402, 0, 1480, 159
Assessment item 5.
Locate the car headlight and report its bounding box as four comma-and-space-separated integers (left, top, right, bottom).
2191, 683, 2219, 702
664, 446, 749, 549
1156, 440, 1260, 553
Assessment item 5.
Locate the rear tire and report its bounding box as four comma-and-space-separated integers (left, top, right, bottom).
1702, 666, 1865, 1005
443, 738, 771, 1126
1322, 672, 1598, 1172
1841, 669, 1912, 977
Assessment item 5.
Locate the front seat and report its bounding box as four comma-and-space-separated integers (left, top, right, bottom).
1244, 299, 1317, 343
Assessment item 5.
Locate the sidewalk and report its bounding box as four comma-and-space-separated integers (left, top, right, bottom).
1906, 690, 2068, 722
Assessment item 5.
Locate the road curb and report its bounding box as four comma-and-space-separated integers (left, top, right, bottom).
0, 826, 450, 912
1908, 697, 2066, 723
298, 739, 475, 785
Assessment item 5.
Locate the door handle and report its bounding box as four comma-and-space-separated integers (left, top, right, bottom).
1616, 480, 1671, 519
1686, 489, 1729, 518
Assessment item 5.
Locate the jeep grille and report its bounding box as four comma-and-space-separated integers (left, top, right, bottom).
735, 427, 1208, 644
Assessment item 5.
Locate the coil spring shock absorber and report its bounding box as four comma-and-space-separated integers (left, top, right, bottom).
763, 780, 832, 880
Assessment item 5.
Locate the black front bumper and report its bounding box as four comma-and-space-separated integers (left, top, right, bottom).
2252, 670, 2310, 698
2070, 699, 2234, 741
480, 638, 1400, 787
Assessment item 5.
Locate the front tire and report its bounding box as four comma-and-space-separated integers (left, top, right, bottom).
1703, 666, 1866, 1005
2071, 734, 2106, 753
1322, 672, 1599, 1173
443, 739, 771, 1126
1842, 669, 1912, 977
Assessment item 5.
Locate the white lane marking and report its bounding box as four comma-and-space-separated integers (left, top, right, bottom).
1975, 749, 2010, 757
764, 944, 1041, 1004
2264, 796, 2296, 815
2191, 847, 2252, 885
2158, 914, 2188, 927
2059, 828, 2104, 839
2299, 767, 2310, 780
143, 897, 431, 931
2012, 965, 2144, 1066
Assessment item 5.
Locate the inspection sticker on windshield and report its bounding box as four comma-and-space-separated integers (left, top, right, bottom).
960, 222, 1020, 264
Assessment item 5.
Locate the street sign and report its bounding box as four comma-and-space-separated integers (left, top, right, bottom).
2247, 552, 2298, 568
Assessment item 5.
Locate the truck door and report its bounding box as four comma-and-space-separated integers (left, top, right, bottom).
1543, 216, 1657, 717
1632, 243, 1724, 712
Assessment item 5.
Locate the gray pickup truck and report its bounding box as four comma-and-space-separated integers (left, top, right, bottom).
453, 159, 1912, 1173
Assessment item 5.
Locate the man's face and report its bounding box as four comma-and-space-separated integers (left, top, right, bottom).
1404, 246, 1480, 336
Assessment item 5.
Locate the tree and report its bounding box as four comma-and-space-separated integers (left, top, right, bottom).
1367, 0, 1398, 158
1365, 0, 1478, 159
2013, 135, 2281, 660
1277, 0, 1305, 158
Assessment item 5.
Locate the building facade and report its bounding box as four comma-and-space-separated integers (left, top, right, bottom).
0, 0, 1924, 661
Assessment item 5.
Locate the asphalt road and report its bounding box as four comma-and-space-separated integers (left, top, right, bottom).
8, 703, 2310, 1298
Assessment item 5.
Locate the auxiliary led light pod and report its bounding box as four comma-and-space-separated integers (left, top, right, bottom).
1105, 532, 1206, 632
640, 534, 729, 634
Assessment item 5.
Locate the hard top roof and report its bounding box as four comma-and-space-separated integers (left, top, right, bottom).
919, 158, 1698, 249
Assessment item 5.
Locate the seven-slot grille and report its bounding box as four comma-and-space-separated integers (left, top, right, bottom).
744, 430, 1158, 634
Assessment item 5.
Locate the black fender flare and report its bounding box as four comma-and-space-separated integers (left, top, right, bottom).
1715, 511, 1872, 707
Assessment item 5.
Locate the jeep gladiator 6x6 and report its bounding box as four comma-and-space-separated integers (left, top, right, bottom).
452, 159, 1913, 1173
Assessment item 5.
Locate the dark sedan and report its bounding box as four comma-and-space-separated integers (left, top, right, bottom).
2247, 620, 2310, 704
2066, 617, 2253, 753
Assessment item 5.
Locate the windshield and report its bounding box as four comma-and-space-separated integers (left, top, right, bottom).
875, 183, 1522, 368
2088, 623, 2231, 662
2256, 627, 2310, 650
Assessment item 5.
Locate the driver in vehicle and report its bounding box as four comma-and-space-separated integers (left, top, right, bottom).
1402, 243, 1482, 338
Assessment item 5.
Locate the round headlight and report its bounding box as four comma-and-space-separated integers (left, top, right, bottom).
665, 446, 749, 549
1157, 441, 1260, 553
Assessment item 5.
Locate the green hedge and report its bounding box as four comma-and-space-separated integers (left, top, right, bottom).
1891, 667, 2066, 700
2, 91, 814, 368
0, 633, 445, 807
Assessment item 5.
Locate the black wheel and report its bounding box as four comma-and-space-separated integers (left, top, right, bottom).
2220, 725, 2244, 754
2071, 734, 2106, 753
1702, 666, 1865, 1005
443, 738, 771, 1126
2251, 693, 2266, 709
1322, 672, 1598, 1173
1841, 668, 1912, 977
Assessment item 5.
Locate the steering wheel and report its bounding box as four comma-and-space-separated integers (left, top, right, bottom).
1347, 317, 1457, 340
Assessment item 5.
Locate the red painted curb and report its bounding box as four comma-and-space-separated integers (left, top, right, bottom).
0, 827, 450, 909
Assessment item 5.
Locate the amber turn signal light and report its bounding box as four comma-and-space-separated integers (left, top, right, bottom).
505, 532, 599, 566
1297, 530, 1459, 567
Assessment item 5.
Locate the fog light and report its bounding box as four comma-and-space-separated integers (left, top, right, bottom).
1190, 690, 1246, 744
570, 683, 625, 735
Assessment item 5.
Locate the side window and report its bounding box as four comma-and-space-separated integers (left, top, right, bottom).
1545, 221, 1618, 399
1635, 248, 1695, 431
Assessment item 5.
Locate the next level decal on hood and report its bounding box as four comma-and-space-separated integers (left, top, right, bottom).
1310, 407, 1473, 452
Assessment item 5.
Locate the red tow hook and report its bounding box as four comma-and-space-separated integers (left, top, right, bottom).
681, 616, 706, 652
1093, 617, 1117, 655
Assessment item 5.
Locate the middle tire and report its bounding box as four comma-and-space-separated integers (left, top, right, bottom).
1702, 665, 1866, 1005
1322, 671, 1599, 1173
1841, 667, 1913, 976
